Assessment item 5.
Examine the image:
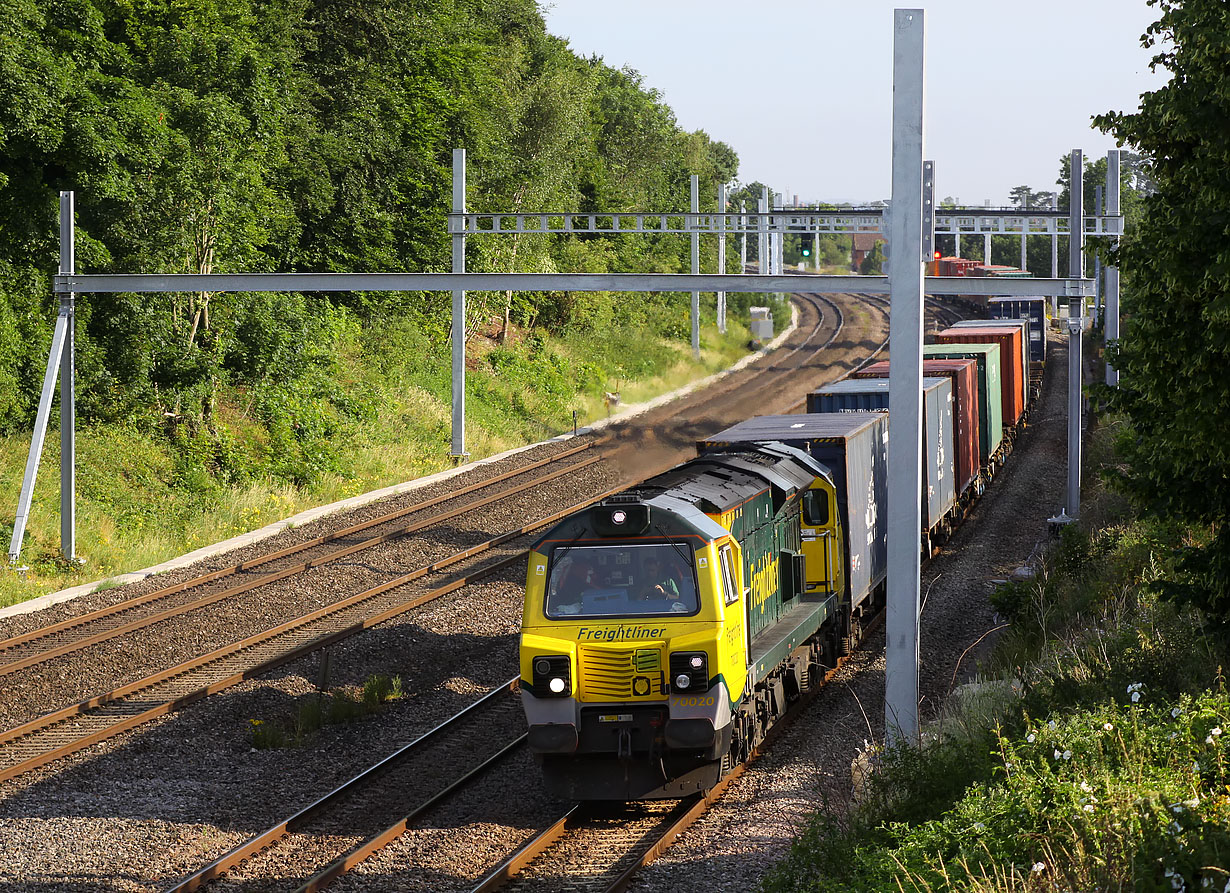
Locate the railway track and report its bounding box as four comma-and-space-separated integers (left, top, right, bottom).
0, 484, 620, 784
163, 679, 527, 893
467, 611, 887, 893
0, 441, 603, 681
161, 597, 887, 893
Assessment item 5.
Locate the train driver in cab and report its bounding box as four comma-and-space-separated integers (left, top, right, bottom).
639, 552, 693, 613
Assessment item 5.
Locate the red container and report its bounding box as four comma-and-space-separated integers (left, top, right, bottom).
851, 358, 980, 496
937, 257, 978, 277
933, 326, 1025, 425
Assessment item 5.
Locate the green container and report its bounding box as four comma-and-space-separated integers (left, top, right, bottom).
923, 343, 1003, 465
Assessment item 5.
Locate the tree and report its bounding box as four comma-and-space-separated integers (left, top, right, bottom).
859, 241, 885, 275
1093, 0, 1230, 627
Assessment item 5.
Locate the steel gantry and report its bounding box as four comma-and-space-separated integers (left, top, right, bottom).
7, 8, 1125, 755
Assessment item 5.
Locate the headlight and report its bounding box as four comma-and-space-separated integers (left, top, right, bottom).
670, 651, 709, 693
530, 654, 571, 697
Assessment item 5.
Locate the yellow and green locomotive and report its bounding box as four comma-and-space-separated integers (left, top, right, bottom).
519, 413, 888, 800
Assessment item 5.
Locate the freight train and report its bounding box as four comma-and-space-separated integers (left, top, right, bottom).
518, 308, 1047, 800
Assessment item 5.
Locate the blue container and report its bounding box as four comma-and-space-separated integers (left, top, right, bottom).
989, 297, 1047, 363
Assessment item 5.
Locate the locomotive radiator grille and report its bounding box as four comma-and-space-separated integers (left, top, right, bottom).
579, 647, 639, 700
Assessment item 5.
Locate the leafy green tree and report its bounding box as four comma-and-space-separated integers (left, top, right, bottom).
1094, 0, 1230, 628
859, 241, 885, 275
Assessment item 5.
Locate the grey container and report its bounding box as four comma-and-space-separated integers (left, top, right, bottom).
697, 412, 887, 609
948, 318, 1031, 400
989, 297, 1047, 363
806, 377, 956, 534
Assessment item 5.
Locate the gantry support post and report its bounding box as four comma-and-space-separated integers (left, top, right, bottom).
1094, 184, 1103, 318
885, 7, 926, 745
717, 183, 727, 333
1050, 193, 1060, 315
9, 192, 76, 564
1065, 149, 1084, 520
758, 191, 769, 276
1105, 150, 1121, 386
59, 193, 75, 561
450, 149, 468, 460
739, 202, 747, 273
690, 174, 701, 358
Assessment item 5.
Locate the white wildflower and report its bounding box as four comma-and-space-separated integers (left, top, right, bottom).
1207, 735, 1215, 745
1132, 691, 1142, 703
1027, 733, 1036, 743
1184, 798, 1200, 808
1104, 722, 1114, 731
1063, 749, 1073, 760
1080, 780, 1092, 792
1173, 706, 1183, 718
1054, 749, 1063, 760
1212, 727, 1222, 737
973, 822, 985, 832
1172, 803, 1184, 813
1031, 861, 1046, 873
1084, 804, 1095, 812
1048, 720, 1057, 730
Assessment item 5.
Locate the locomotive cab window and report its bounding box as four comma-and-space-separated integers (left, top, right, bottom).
545, 544, 699, 619
718, 545, 739, 607
801, 489, 830, 526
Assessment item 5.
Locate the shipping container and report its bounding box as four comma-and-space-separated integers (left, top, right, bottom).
948, 319, 1031, 403
934, 256, 979, 277
933, 325, 1026, 425
805, 378, 956, 533
697, 412, 887, 609
923, 343, 1004, 467
989, 296, 1047, 363
851, 358, 980, 497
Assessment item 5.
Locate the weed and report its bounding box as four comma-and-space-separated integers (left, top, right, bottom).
248, 673, 406, 749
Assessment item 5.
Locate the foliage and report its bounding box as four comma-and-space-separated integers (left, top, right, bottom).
1091, 0, 1230, 631
250, 674, 403, 748
0, 0, 743, 489
859, 241, 885, 275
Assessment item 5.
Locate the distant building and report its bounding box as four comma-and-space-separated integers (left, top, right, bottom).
851, 232, 885, 271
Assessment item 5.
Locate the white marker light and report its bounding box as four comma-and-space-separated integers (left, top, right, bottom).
612, 510, 627, 524
549, 677, 567, 694
689, 655, 705, 669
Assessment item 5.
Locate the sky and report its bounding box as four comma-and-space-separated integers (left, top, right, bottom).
538, 1, 1168, 207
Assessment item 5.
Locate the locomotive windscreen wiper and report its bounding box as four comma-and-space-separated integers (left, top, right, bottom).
653, 524, 692, 566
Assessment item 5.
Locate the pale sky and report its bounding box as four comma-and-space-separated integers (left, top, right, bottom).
539, 1, 1167, 206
